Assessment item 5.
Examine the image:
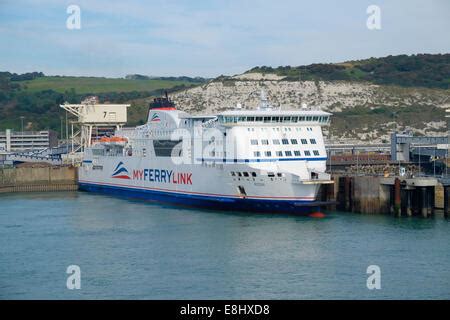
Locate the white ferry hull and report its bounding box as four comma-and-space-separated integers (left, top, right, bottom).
78, 157, 327, 214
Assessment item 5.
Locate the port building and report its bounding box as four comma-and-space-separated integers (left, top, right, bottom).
0, 129, 57, 152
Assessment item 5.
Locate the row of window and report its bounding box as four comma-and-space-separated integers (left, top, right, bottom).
253, 150, 320, 157
246, 127, 314, 132
219, 115, 330, 124
230, 171, 284, 178
250, 138, 317, 145
231, 171, 257, 178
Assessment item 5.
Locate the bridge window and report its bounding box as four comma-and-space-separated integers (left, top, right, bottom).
255, 117, 263, 122
251, 172, 257, 177
153, 140, 182, 157
243, 172, 249, 177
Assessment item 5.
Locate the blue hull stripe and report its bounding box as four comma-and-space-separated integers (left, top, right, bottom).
78, 182, 323, 214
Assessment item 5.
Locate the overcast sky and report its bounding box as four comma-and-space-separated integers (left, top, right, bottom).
1, 0, 449, 78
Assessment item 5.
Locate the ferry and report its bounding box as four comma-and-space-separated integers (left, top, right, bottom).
78, 92, 334, 214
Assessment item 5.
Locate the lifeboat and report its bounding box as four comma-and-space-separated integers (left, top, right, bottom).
99, 136, 128, 143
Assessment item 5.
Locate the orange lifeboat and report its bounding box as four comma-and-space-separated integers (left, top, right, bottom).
99, 136, 128, 143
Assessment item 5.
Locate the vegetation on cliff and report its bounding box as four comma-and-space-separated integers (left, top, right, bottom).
248, 54, 450, 89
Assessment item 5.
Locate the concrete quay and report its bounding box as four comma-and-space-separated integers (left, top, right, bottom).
0, 165, 78, 193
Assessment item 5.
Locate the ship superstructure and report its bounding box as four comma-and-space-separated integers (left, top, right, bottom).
78, 93, 333, 213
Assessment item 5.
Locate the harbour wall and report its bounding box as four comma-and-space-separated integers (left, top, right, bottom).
0, 166, 78, 193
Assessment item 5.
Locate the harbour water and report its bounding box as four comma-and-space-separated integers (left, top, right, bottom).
0, 191, 449, 299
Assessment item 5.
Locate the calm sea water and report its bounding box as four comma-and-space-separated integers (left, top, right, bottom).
0, 191, 449, 299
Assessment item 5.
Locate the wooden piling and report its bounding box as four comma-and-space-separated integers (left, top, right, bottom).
420, 187, 428, 218
444, 186, 450, 217
389, 185, 395, 215
344, 177, 351, 212
428, 187, 434, 216
406, 189, 413, 217
394, 178, 401, 217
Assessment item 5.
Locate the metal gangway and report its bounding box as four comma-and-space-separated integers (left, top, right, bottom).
7, 153, 62, 165
4, 144, 76, 165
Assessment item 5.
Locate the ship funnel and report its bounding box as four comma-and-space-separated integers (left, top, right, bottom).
149, 93, 176, 110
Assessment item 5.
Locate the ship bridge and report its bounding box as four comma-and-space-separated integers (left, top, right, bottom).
216, 110, 331, 126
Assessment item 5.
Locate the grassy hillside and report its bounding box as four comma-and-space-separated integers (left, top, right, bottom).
18, 76, 196, 94
247, 53, 450, 89
0, 72, 205, 134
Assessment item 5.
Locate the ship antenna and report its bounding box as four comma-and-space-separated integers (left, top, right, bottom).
259, 89, 272, 111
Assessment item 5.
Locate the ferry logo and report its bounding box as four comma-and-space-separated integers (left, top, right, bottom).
150, 113, 161, 122
111, 161, 131, 179
132, 168, 192, 185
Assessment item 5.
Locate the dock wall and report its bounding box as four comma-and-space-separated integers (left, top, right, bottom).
328, 175, 390, 214
0, 166, 78, 193
323, 174, 447, 217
